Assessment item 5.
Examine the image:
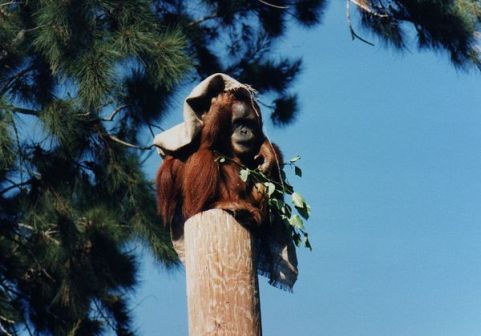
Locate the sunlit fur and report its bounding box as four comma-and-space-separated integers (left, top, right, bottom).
156, 92, 282, 228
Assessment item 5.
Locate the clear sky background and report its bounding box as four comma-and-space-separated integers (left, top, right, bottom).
132, 1, 481, 335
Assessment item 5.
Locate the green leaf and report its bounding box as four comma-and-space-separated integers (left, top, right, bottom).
282, 181, 294, 195
290, 155, 301, 163
292, 232, 302, 247
296, 203, 311, 220
239, 168, 250, 182
294, 166, 302, 177
289, 214, 304, 229
264, 182, 276, 197
268, 198, 282, 210
282, 203, 292, 217
304, 236, 312, 251
291, 192, 305, 208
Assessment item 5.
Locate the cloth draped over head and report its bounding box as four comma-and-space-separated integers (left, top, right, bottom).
153, 73, 299, 291
153, 73, 257, 156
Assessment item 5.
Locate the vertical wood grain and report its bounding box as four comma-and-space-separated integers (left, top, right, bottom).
184, 209, 261, 336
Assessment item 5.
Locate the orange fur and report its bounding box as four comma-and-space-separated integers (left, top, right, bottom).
156, 92, 282, 228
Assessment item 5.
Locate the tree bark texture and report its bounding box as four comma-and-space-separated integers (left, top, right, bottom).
184, 209, 262, 336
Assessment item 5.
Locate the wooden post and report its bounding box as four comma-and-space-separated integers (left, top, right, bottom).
184, 209, 261, 336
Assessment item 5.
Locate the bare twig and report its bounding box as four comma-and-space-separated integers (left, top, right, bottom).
23, 322, 34, 336
147, 123, 155, 137
187, 14, 219, 27
0, 180, 31, 195
0, 1, 20, 8
93, 300, 117, 332
2, 106, 39, 116
346, 0, 375, 46
107, 134, 154, 151
351, 0, 388, 18
148, 122, 165, 132
101, 105, 128, 121
0, 66, 34, 97
0, 321, 13, 336
257, 0, 289, 9
0, 316, 14, 325
9, 114, 24, 183
257, 100, 275, 109
2, 234, 55, 282
140, 149, 155, 165
17, 223, 33, 230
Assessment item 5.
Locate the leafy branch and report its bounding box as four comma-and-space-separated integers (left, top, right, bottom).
216, 153, 312, 250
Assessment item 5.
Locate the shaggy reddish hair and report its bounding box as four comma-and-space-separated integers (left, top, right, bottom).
156, 92, 282, 228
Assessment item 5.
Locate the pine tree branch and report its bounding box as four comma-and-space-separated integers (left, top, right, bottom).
0, 1, 21, 8
346, 0, 375, 46
2, 234, 55, 283
148, 122, 165, 132
107, 134, 155, 151
0, 66, 34, 97
9, 114, 28, 184
187, 14, 219, 27
0, 319, 13, 336
0, 316, 14, 325
351, 0, 388, 18
93, 300, 117, 333
23, 320, 34, 336
12, 107, 38, 116
2, 105, 39, 116
101, 105, 128, 121
258, 100, 275, 109
0, 180, 31, 195
257, 0, 289, 9
140, 149, 154, 165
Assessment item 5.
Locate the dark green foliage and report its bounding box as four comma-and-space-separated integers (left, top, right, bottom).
353, 0, 481, 69
0, 0, 190, 334
271, 94, 299, 126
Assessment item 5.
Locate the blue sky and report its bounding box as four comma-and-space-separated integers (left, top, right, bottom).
133, 2, 481, 335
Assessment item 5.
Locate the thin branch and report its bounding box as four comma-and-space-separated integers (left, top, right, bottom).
9, 113, 24, 183
0, 65, 34, 97
0, 1, 20, 8
17, 223, 34, 230
187, 14, 219, 27
351, 0, 388, 18
23, 322, 33, 336
346, 0, 375, 46
107, 134, 154, 151
2, 234, 55, 282
93, 300, 117, 332
148, 122, 165, 132
0, 316, 14, 325
257, 0, 289, 9
213, 150, 291, 194
2, 106, 39, 116
0, 321, 13, 336
0, 281, 23, 299
140, 149, 154, 165
0, 180, 31, 195
19, 25, 46, 33
101, 105, 128, 121
257, 100, 275, 109
147, 124, 155, 137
